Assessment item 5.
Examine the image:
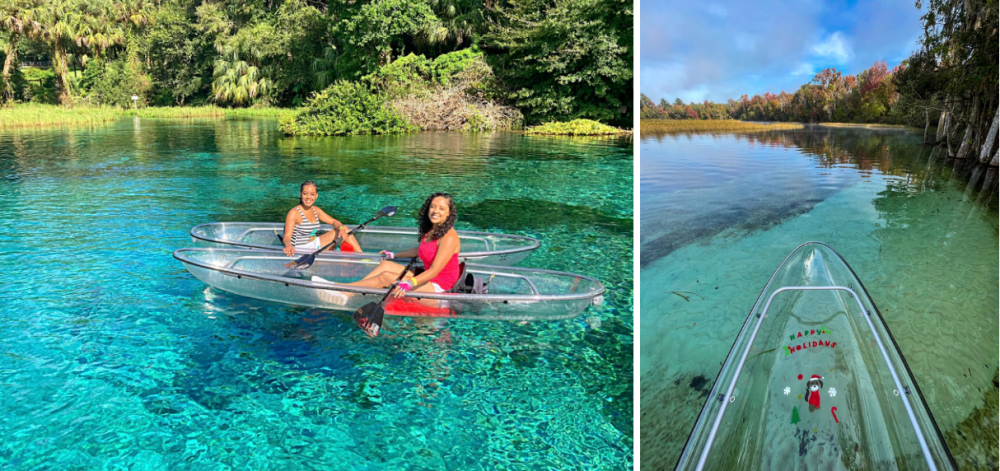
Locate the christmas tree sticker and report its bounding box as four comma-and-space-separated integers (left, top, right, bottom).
791, 406, 801, 425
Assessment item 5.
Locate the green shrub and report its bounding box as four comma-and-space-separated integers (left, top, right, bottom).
431, 49, 490, 86
88, 59, 152, 109
279, 80, 413, 136
77, 59, 102, 93
21, 67, 57, 104
365, 53, 433, 98
525, 119, 629, 135
365, 50, 495, 98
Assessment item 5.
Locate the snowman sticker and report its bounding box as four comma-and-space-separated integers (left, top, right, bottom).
805, 375, 823, 412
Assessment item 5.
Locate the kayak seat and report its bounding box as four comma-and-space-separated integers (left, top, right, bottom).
449, 262, 489, 295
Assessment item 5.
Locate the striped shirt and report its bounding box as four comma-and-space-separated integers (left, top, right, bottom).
290, 207, 321, 247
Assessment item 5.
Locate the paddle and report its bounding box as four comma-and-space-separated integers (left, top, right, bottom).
289, 206, 397, 270
352, 257, 418, 338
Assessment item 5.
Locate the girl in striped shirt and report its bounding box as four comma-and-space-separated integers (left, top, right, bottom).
282, 181, 362, 256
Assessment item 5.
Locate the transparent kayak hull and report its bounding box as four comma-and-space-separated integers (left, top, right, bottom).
676, 242, 954, 471
190, 222, 540, 266
174, 248, 604, 321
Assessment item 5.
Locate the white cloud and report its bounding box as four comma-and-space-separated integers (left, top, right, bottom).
811, 32, 852, 63
790, 62, 815, 76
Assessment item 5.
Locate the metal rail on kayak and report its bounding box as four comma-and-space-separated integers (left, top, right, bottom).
175, 247, 600, 304
696, 285, 937, 471
220, 254, 543, 296
231, 226, 495, 251
191, 223, 539, 263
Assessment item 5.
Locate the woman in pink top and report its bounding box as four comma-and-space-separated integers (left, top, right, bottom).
347, 193, 462, 296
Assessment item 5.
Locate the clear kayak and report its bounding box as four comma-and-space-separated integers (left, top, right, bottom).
174, 248, 604, 321
676, 242, 955, 471
189, 222, 540, 266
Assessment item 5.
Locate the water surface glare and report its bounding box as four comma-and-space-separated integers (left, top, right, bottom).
0, 120, 633, 469
640, 128, 998, 470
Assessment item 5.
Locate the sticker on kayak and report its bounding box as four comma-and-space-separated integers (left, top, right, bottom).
783, 326, 836, 356
805, 375, 823, 411
786, 372, 840, 425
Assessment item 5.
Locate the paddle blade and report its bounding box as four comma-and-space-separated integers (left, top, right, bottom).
378, 206, 398, 218
352, 303, 384, 337
290, 252, 316, 270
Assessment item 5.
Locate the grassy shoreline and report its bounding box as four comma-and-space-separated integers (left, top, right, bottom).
640, 119, 924, 135
641, 119, 805, 134
0, 104, 296, 129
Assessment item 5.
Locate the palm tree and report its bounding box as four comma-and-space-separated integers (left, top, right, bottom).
32, 0, 78, 105
35, 0, 150, 105
421, 0, 487, 51
212, 55, 272, 106
0, 0, 42, 102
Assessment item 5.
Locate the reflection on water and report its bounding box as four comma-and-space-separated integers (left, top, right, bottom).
640, 128, 998, 470
0, 120, 633, 469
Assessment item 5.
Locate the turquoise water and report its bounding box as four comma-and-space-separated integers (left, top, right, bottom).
0, 119, 633, 469
640, 128, 998, 470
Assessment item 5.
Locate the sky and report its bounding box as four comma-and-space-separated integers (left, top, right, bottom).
639, 0, 927, 104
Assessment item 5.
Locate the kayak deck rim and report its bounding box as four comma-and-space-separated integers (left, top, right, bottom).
173, 247, 605, 303
189, 222, 542, 258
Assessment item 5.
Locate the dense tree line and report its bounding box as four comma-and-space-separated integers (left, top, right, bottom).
641, 0, 997, 163
641, 60, 907, 124
0, 0, 632, 126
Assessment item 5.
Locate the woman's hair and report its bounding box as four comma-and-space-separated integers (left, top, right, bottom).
418, 192, 457, 242
299, 180, 317, 206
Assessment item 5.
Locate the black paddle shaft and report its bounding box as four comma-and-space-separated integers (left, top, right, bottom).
291, 206, 397, 269
354, 257, 419, 337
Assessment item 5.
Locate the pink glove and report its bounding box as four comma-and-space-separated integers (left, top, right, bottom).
380, 250, 395, 260
397, 278, 415, 292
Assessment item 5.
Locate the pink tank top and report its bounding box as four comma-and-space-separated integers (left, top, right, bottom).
417, 237, 460, 291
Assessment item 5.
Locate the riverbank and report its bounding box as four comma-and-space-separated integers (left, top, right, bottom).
640, 119, 804, 134
0, 104, 296, 129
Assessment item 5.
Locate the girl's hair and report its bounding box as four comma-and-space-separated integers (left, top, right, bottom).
299, 180, 317, 206
418, 192, 457, 242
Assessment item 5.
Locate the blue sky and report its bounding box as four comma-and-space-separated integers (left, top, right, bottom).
640, 0, 926, 104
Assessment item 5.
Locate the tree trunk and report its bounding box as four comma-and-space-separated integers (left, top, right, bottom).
2, 35, 18, 103
936, 110, 948, 142
924, 109, 931, 143
980, 107, 999, 162
52, 43, 73, 106
956, 123, 974, 158
946, 111, 955, 157
991, 148, 998, 167
957, 98, 983, 158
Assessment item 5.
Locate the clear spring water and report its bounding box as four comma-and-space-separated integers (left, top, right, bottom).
640, 128, 998, 470
0, 119, 633, 469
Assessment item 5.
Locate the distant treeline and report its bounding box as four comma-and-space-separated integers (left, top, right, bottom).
0, 0, 633, 127
641, 60, 905, 124
642, 0, 997, 163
